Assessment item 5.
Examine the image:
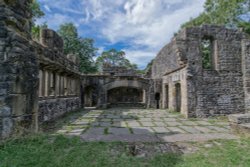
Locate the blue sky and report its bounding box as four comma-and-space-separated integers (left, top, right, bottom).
37, 0, 206, 69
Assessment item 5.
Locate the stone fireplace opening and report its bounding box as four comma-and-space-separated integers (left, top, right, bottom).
108, 87, 143, 106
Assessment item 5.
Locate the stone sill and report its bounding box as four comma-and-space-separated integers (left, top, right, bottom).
39, 96, 79, 100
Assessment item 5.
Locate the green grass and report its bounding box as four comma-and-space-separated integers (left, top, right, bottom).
104, 128, 109, 135
180, 138, 250, 167
0, 135, 181, 167
1, 135, 250, 167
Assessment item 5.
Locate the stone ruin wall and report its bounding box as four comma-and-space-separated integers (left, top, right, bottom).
162, 68, 189, 117
81, 73, 151, 109
0, 0, 38, 139
1, 1, 250, 140
37, 29, 81, 123
0, 0, 81, 139
152, 25, 250, 117
185, 26, 246, 117
151, 32, 187, 111
242, 38, 250, 112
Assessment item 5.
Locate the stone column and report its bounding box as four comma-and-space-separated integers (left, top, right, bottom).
64, 76, 68, 96
55, 74, 60, 97
162, 82, 166, 109
44, 71, 49, 97
142, 89, 146, 103
38, 70, 43, 97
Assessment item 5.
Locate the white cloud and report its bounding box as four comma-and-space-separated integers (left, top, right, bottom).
38, 0, 206, 69
124, 49, 155, 69
102, 0, 205, 48
36, 13, 80, 29
44, 5, 51, 12
98, 0, 205, 68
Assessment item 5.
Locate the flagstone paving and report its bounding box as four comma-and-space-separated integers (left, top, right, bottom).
56, 108, 238, 142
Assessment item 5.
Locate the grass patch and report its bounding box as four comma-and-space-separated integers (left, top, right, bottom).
104, 128, 109, 135
181, 139, 250, 167
0, 135, 181, 167
1, 135, 250, 167
128, 127, 134, 134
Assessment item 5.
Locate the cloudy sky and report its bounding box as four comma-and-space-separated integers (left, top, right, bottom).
37, 0, 206, 69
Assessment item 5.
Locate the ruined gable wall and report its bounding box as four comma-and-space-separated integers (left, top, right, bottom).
151, 30, 187, 80
152, 40, 180, 79
150, 30, 187, 109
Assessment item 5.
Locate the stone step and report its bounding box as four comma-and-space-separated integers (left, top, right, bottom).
228, 113, 250, 124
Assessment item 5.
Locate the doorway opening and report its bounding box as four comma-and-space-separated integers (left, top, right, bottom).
175, 83, 181, 112
84, 85, 98, 107
155, 92, 160, 109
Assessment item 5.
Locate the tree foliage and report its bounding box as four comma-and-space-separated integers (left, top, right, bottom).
201, 39, 213, 69
182, 0, 250, 34
32, 22, 48, 40
58, 23, 98, 73
30, 0, 45, 23
96, 49, 138, 71
30, 0, 46, 40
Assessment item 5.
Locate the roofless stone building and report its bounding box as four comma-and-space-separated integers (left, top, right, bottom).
1, 0, 250, 139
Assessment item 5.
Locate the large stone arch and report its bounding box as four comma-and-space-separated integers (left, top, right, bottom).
103, 79, 148, 91
102, 79, 150, 107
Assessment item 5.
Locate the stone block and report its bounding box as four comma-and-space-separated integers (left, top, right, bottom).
0, 88, 6, 96
228, 113, 250, 124
1, 117, 13, 138
0, 106, 11, 117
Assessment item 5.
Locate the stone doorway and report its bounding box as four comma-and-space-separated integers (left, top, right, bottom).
155, 93, 160, 109
175, 83, 181, 112
84, 85, 98, 107
165, 85, 169, 109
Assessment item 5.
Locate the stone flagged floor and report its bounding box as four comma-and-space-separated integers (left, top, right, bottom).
56, 108, 237, 142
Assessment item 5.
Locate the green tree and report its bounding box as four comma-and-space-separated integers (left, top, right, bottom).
30, 0, 46, 40
58, 23, 98, 73
30, 0, 45, 23
32, 22, 48, 40
182, 0, 250, 34
96, 49, 138, 71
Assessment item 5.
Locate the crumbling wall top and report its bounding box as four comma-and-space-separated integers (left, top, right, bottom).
0, 0, 33, 39
40, 29, 64, 52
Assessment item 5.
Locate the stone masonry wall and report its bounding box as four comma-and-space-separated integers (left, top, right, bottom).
37, 29, 81, 124
81, 74, 151, 108
0, 1, 82, 138
38, 97, 80, 122
151, 40, 181, 79
151, 31, 187, 80
0, 0, 39, 139
162, 67, 188, 117
242, 38, 250, 112
153, 25, 248, 117
185, 25, 245, 117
